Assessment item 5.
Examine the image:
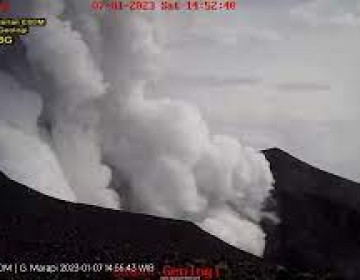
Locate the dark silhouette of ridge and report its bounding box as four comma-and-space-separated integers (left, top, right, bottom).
0, 171, 292, 279
263, 148, 360, 280
0, 148, 353, 279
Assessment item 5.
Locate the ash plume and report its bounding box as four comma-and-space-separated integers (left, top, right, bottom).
0, 0, 274, 256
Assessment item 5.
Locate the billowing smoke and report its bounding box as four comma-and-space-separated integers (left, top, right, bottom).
0, 0, 274, 256
0, 73, 76, 202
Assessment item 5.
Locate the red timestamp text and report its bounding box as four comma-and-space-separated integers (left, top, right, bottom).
185, 1, 237, 11
91, 0, 237, 11
0, 2, 10, 13
91, 1, 156, 11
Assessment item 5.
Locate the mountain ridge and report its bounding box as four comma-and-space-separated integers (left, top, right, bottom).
0, 170, 290, 279
0, 147, 356, 279
263, 147, 360, 280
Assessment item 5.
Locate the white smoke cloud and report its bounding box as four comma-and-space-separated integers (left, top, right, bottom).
0, 72, 41, 134
22, 8, 118, 209
0, 73, 75, 202
200, 207, 266, 256
0, 0, 274, 256
132, 156, 208, 219
0, 122, 76, 202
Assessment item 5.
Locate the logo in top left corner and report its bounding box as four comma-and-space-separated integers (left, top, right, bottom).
0, 1, 10, 13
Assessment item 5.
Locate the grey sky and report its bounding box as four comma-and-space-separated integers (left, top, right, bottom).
151, 0, 360, 181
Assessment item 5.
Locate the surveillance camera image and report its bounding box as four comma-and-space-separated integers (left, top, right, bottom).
0, 0, 359, 279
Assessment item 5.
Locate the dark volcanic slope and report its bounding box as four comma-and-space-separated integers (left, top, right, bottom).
263, 148, 360, 280
0, 171, 291, 279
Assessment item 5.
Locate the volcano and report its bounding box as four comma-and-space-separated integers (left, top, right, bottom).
0, 167, 287, 279
263, 148, 360, 280
0, 148, 357, 279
